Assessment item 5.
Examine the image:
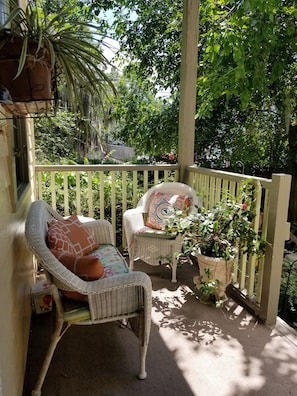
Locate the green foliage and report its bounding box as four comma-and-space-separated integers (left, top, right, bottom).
194, 268, 222, 307
167, 179, 266, 261
85, 0, 297, 177
279, 256, 297, 329
90, 0, 184, 92
0, 0, 116, 115
40, 169, 136, 219
195, 0, 296, 174
110, 72, 179, 156
34, 112, 87, 164
197, 0, 297, 113
31, 0, 297, 174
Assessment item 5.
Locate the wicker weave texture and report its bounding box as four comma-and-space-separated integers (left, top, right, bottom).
123, 182, 200, 282
25, 200, 152, 395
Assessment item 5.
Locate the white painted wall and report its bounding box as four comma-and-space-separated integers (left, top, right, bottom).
0, 111, 35, 396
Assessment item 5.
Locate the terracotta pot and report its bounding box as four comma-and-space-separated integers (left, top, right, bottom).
195, 254, 234, 298
0, 38, 54, 105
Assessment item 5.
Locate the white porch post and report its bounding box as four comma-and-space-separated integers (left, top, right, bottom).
260, 173, 292, 326
178, 0, 199, 183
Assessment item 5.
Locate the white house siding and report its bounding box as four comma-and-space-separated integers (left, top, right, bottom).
0, 112, 35, 396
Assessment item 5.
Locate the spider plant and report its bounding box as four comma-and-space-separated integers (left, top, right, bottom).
0, 0, 116, 112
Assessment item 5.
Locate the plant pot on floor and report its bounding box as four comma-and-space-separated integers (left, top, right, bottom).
193, 253, 234, 303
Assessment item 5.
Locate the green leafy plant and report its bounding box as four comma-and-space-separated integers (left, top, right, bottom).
0, 0, 115, 112
193, 267, 221, 305
167, 179, 266, 261
279, 255, 297, 329
167, 179, 267, 305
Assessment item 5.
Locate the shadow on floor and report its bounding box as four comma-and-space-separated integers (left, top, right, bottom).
23, 260, 297, 396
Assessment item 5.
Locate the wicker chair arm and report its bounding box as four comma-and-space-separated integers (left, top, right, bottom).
83, 219, 114, 245
54, 269, 151, 296
124, 207, 145, 230
123, 207, 145, 252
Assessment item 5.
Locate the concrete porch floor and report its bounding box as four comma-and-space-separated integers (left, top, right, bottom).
23, 260, 297, 396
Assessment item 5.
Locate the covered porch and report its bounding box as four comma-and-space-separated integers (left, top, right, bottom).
23, 141, 296, 396
34, 163, 291, 326
23, 1, 296, 394
23, 258, 297, 396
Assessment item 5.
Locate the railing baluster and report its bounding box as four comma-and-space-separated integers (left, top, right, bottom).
37, 171, 43, 200
143, 170, 148, 192
154, 170, 159, 185
111, 171, 116, 239
122, 171, 127, 247
75, 172, 81, 214
63, 171, 69, 216
239, 253, 247, 289
246, 181, 262, 296
229, 180, 236, 197
256, 189, 270, 303
99, 171, 104, 219
50, 171, 56, 210
132, 170, 138, 207
214, 177, 221, 202
87, 171, 93, 218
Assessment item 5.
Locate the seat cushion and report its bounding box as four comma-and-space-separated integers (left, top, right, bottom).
89, 244, 129, 278
64, 306, 91, 323
58, 244, 129, 303
145, 192, 192, 230
136, 226, 177, 239
47, 214, 99, 256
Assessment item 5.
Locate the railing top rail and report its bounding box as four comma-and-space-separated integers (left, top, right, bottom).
187, 165, 275, 188
35, 164, 180, 172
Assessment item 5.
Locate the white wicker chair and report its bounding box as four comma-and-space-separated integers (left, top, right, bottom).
25, 200, 152, 396
123, 182, 200, 283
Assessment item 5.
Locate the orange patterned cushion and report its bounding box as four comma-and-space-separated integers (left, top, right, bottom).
51, 250, 104, 280
47, 222, 75, 254
145, 192, 191, 230
51, 250, 104, 302
47, 215, 99, 256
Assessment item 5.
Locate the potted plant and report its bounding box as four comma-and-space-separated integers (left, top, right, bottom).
166, 179, 266, 306
0, 1, 115, 115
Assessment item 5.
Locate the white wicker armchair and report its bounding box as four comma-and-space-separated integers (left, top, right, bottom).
25, 200, 152, 396
123, 182, 200, 283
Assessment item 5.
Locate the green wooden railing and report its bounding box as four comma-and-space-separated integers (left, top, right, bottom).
34, 164, 291, 325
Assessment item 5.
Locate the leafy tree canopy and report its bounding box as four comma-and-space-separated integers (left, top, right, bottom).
35, 0, 297, 176
83, 0, 296, 175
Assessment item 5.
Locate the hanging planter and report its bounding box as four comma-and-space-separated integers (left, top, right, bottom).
0, 37, 54, 115
0, 38, 53, 100
0, 2, 116, 117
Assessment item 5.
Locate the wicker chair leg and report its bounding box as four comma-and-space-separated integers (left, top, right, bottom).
129, 257, 134, 271
171, 257, 177, 283
138, 343, 148, 380
31, 318, 65, 396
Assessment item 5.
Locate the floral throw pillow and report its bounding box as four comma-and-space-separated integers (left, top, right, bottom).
145, 192, 192, 230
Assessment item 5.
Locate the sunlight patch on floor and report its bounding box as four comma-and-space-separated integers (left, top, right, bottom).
151, 285, 275, 396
